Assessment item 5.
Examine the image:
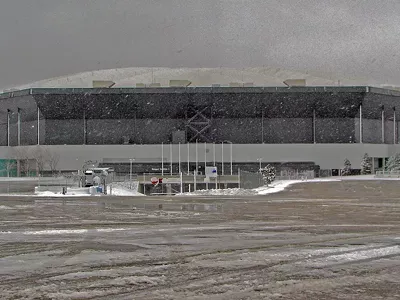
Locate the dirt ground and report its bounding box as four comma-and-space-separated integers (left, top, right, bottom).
1, 180, 400, 299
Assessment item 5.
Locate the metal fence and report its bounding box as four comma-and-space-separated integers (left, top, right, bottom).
275, 170, 315, 180
375, 170, 400, 178
316, 169, 333, 178
274, 169, 334, 180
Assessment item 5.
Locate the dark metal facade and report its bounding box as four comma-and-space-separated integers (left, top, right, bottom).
0, 86, 399, 146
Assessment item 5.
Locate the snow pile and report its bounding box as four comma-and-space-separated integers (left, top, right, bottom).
110, 187, 144, 196
35, 191, 92, 197
254, 180, 301, 195
34, 182, 144, 197
255, 178, 341, 195
109, 182, 144, 196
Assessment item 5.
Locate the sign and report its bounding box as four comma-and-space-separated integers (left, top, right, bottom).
205, 166, 218, 178
151, 177, 158, 185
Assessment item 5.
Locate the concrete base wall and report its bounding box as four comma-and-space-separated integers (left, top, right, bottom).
0, 143, 398, 171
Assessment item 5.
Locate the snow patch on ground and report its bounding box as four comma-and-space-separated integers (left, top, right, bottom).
0, 205, 15, 210
303, 246, 400, 267
110, 182, 145, 196
110, 187, 144, 196
22, 229, 89, 235
34, 182, 144, 197
1, 227, 134, 235
35, 191, 92, 197
255, 178, 341, 195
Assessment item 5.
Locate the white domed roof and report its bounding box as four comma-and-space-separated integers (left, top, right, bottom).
9, 67, 375, 90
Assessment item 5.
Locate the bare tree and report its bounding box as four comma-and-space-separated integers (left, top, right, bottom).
45, 149, 60, 176
32, 146, 47, 176
12, 147, 32, 177
4, 160, 17, 177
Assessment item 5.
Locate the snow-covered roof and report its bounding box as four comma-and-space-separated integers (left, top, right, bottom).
4, 67, 380, 91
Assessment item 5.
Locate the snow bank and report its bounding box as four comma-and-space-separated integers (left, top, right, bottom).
34, 182, 144, 197
109, 182, 144, 196
35, 191, 92, 197
255, 178, 341, 195
35, 189, 143, 197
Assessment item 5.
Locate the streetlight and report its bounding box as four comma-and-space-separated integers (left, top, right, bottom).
257, 158, 262, 173
129, 158, 135, 188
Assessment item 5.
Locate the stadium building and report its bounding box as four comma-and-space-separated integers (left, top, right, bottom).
0, 85, 400, 176
0, 68, 399, 176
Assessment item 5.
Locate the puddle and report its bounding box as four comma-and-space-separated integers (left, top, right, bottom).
137, 203, 223, 212
139, 203, 223, 212
28, 199, 224, 213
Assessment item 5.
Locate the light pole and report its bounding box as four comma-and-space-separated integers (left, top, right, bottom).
257, 158, 262, 172
129, 158, 135, 188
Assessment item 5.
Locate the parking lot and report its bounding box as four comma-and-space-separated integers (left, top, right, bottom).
1, 180, 400, 299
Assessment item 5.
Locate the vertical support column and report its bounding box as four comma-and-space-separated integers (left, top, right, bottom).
230, 142, 233, 175
221, 142, 224, 175
381, 106, 385, 144
83, 107, 87, 145
170, 142, 172, 175
7, 109, 10, 147
178, 142, 181, 174
17, 108, 21, 146
204, 142, 207, 170
261, 110, 264, 143
195, 139, 198, 175
393, 107, 396, 144
213, 142, 216, 166
161, 142, 164, 176
359, 104, 363, 143
37, 107, 40, 145
372, 157, 375, 175
187, 142, 190, 174
313, 108, 316, 144
195, 139, 198, 191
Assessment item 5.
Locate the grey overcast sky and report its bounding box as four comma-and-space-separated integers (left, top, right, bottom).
0, 0, 399, 89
